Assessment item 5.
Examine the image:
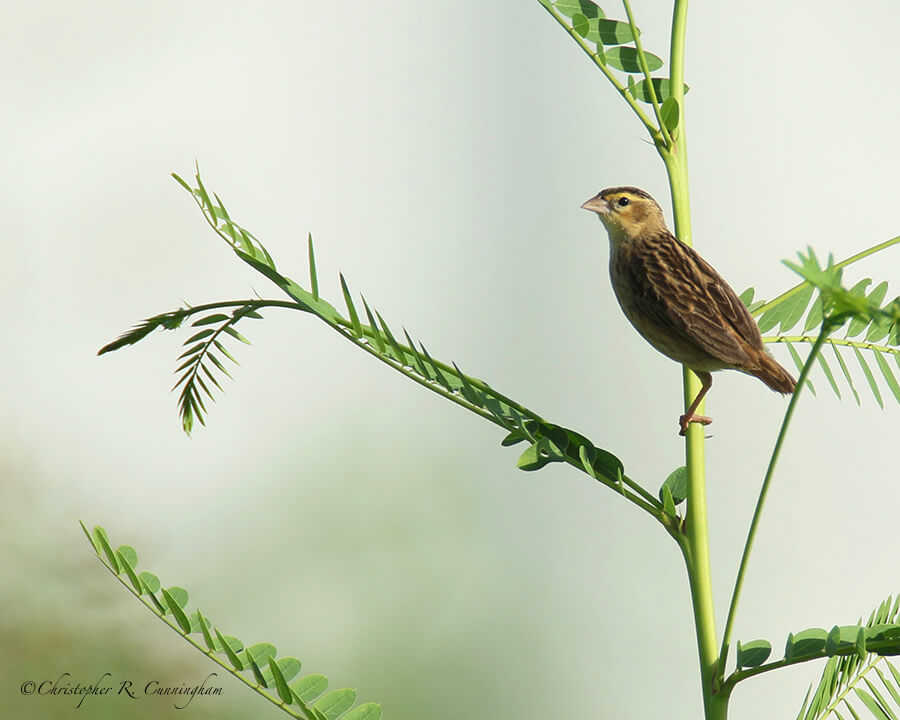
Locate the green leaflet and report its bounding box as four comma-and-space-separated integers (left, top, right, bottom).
195, 610, 215, 651
831, 343, 861, 405
118, 549, 142, 594
268, 657, 293, 704
786, 628, 829, 661
816, 352, 841, 398
846, 281, 887, 338
758, 285, 814, 333
162, 588, 191, 633
630, 78, 689, 104
308, 233, 319, 302
659, 466, 687, 505
339, 274, 363, 338
660, 484, 676, 517
263, 656, 301, 686
660, 97, 680, 133
517, 436, 566, 471
342, 704, 383, 720
554, 0, 604, 19
785, 341, 816, 396
592, 18, 638, 45
291, 673, 328, 703
604, 46, 663, 73
736, 639, 771, 670
853, 346, 883, 409
874, 350, 900, 404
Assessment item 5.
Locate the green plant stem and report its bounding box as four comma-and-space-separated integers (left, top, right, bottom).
678, 367, 722, 718
752, 235, 900, 317
716, 327, 831, 684
661, 3, 726, 717
669, 1, 689, 110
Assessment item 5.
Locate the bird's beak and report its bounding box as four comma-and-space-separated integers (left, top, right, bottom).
581, 194, 609, 215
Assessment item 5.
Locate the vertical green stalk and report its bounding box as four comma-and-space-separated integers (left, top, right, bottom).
665, 147, 723, 718
663, 2, 727, 717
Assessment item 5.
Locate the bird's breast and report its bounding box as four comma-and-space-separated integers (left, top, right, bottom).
607, 246, 729, 371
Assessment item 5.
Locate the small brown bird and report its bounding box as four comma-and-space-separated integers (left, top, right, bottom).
581, 187, 795, 435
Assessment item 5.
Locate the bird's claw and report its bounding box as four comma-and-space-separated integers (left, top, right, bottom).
678, 413, 712, 436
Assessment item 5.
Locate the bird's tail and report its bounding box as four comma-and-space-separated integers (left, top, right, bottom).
754, 353, 796, 394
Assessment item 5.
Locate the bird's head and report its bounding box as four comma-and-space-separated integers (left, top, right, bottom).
581, 187, 667, 244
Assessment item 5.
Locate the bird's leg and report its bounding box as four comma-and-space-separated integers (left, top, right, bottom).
679, 371, 713, 436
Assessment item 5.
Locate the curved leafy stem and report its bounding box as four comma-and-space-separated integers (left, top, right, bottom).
99, 168, 663, 518
721, 594, 900, 720
80, 522, 381, 720
715, 250, 900, 688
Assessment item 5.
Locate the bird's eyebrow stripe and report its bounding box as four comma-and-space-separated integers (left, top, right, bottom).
600, 186, 654, 200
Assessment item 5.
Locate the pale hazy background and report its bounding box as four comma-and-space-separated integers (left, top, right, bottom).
3, 2, 899, 719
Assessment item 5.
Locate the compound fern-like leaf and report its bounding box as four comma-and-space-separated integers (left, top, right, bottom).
81, 523, 383, 720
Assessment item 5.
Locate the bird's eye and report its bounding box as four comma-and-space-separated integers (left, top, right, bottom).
617, 196, 630, 207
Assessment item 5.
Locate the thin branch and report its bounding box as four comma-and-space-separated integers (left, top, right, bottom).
765, 334, 900, 357
621, 0, 671, 148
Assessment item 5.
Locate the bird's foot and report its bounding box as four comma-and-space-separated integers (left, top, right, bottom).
678, 413, 712, 436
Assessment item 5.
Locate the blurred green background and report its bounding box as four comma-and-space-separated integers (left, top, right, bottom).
3, 2, 899, 718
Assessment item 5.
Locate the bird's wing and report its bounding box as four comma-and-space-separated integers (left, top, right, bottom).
631, 233, 761, 366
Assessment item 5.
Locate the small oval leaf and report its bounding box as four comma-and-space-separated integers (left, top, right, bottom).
117, 551, 142, 594
554, 0, 604, 19
138, 571, 160, 593
191, 314, 229, 326
247, 642, 277, 666
737, 639, 772, 669
660, 484, 676, 518
116, 545, 138, 568
659, 466, 687, 505
315, 689, 357, 720
517, 437, 565, 471
631, 78, 689, 104
94, 527, 120, 573
661, 97, 680, 133
604, 46, 663, 73
342, 703, 383, 720
195, 610, 216, 650
162, 588, 191, 633
290, 673, 328, 703
571, 12, 590, 37
214, 629, 244, 670
268, 657, 293, 704
786, 628, 828, 660
590, 19, 638, 45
